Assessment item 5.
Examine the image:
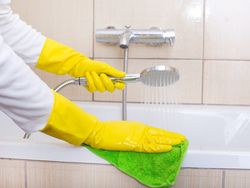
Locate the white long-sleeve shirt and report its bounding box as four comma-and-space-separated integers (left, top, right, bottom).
0, 0, 54, 133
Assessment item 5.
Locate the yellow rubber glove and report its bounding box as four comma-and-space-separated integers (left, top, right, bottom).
40, 91, 186, 153
36, 38, 125, 93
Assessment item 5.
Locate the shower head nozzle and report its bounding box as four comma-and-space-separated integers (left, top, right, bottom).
140, 65, 179, 87
76, 65, 180, 87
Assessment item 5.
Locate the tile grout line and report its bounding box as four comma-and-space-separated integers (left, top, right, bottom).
94, 57, 203, 60
24, 161, 27, 188
92, 0, 95, 102
94, 57, 250, 62
222, 171, 225, 188
92, 0, 95, 59
89, 99, 250, 107
204, 58, 250, 62
201, 0, 206, 104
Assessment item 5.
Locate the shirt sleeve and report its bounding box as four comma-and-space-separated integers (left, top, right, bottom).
0, 0, 46, 66
0, 34, 54, 133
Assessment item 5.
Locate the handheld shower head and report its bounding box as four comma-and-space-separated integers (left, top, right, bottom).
139, 65, 179, 87
75, 65, 179, 87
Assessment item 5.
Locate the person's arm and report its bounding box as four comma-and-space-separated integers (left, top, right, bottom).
0, 0, 125, 93
0, 34, 53, 133
0, 0, 46, 66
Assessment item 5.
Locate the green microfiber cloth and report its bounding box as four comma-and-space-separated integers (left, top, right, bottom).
82, 139, 188, 188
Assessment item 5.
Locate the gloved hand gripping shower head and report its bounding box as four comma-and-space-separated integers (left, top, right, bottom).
76, 65, 180, 87
51, 65, 180, 95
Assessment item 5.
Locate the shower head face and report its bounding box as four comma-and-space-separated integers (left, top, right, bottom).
140, 65, 179, 87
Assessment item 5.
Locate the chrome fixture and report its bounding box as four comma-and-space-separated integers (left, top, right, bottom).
122, 47, 129, 120
96, 26, 175, 121
96, 26, 175, 47
63, 65, 179, 87
119, 25, 134, 49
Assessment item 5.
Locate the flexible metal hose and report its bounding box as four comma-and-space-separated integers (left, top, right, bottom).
54, 79, 75, 92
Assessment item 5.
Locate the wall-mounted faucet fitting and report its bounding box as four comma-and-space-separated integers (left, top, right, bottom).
96, 26, 175, 47
119, 25, 134, 49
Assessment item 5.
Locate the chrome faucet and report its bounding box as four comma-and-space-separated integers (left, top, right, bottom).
96, 26, 175, 47
119, 25, 134, 49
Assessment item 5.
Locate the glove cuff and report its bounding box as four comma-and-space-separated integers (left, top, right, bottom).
36, 38, 89, 76
40, 90, 98, 145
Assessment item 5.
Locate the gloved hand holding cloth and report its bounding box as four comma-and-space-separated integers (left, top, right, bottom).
40, 90, 185, 153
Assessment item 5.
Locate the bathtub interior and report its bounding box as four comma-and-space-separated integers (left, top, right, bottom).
2, 101, 250, 150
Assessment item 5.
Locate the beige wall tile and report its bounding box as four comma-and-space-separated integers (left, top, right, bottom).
94, 0, 203, 59
31, 67, 92, 101
27, 161, 147, 188
172, 169, 222, 188
0, 159, 25, 188
11, 0, 93, 57
27, 161, 225, 188
203, 61, 250, 105
225, 170, 250, 188
205, 0, 250, 60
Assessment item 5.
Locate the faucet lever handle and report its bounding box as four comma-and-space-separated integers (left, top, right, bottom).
169, 38, 174, 47
125, 25, 131, 30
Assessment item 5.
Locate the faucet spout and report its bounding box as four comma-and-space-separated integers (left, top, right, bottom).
119, 26, 134, 49
119, 30, 134, 49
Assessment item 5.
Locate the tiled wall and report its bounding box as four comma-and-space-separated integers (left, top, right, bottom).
0, 159, 25, 188
7, 0, 250, 187
3, 159, 250, 188
10, 0, 250, 105
0, 159, 239, 188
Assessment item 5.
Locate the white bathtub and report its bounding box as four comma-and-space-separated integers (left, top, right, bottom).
1, 101, 250, 169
